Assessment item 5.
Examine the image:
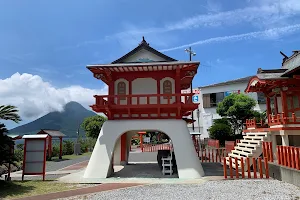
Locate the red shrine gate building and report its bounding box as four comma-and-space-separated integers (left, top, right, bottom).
84, 37, 204, 179
226, 50, 300, 167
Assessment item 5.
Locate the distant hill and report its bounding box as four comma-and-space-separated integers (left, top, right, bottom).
9, 101, 97, 138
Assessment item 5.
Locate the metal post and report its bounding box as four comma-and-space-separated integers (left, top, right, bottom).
185, 46, 196, 131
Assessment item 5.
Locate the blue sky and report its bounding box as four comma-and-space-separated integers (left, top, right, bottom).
1, 0, 300, 128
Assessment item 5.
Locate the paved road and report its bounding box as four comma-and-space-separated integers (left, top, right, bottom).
46, 155, 91, 172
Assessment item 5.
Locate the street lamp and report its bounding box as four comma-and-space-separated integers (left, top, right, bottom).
185, 47, 196, 131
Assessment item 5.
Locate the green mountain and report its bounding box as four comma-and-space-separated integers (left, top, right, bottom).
9, 101, 97, 137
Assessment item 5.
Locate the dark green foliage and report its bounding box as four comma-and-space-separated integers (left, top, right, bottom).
81, 115, 107, 139
13, 149, 23, 162
0, 105, 21, 123
208, 122, 232, 146
9, 101, 97, 137
0, 124, 16, 167
16, 144, 24, 151
63, 140, 74, 155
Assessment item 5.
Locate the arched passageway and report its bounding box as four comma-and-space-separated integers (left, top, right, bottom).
112, 130, 178, 178
84, 119, 204, 179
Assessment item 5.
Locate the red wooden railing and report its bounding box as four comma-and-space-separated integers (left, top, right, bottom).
276, 146, 300, 170
268, 112, 300, 126
245, 118, 265, 129
142, 144, 173, 152
224, 157, 269, 179
200, 148, 226, 163
262, 141, 300, 170
94, 93, 195, 106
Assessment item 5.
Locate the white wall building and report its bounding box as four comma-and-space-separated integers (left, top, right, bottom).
186, 76, 267, 138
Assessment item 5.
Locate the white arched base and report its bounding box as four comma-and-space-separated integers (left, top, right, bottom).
83, 119, 205, 179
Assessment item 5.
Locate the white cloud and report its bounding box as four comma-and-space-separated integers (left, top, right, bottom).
160, 23, 300, 52
0, 73, 107, 120
166, 0, 300, 31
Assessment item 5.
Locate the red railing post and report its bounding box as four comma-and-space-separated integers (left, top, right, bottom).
295, 147, 300, 170
235, 157, 239, 178
247, 158, 251, 178
283, 146, 287, 166
291, 147, 295, 169
264, 157, 269, 179
277, 146, 281, 165
252, 157, 257, 179
241, 157, 245, 178
229, 157, 233, 178
223, 158, 227, 179
287, 146, 291, 167
269, 142, 273, 162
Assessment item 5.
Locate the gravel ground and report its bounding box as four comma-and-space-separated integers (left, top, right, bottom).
59, 180, 300, 200
46, 155, 91, 172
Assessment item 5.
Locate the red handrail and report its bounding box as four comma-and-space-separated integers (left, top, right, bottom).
94, 93, 195, 106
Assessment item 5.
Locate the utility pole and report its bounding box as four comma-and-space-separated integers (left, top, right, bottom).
185, 47, 196, 131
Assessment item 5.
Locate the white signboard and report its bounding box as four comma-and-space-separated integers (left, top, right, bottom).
202, 113, 213, 138
22, 134, 47, 181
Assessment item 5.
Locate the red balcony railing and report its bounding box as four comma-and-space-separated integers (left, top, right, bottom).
93, 93, 195, 107
245, 118, 266, 129
91, 93, 198, 119
268, 113, 300, 126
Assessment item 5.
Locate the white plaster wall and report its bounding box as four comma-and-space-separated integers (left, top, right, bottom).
160, 77, 175, 104
84, 119, 204, 179
122, 49, 168, 63
186, 81, 267, 136
132, 78, 157, 104
114, 78, 129, 105
113, 137, 121, 165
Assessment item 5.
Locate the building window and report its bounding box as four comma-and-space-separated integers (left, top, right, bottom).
163, 80, 172, 99
203, 92, 225, 108
117, 81, 126, 100
257, 92, 266, 104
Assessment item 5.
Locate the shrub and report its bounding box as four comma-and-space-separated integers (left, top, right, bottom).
208, 122, 232, 146
51, 143, 60, 157
14, 149, 23, 162
63, 140, 74, 155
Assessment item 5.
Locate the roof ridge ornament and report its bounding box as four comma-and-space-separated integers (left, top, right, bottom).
139, 36, 149, 46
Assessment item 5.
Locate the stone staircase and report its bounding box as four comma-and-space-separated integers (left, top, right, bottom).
226, 131, 269, 169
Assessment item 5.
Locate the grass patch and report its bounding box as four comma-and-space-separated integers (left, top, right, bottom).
50, 152, 91, 162
0, 180, 81, 199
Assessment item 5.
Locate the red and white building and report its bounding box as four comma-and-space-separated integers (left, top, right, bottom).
84, 37, 204, 179
227, 50, 300, 167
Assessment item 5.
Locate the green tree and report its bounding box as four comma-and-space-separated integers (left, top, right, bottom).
0, 104, 22, 177
81, 115, 107, 139
208, 121, 232, 146
216, 93, 257, 134
0, 124, 16, 167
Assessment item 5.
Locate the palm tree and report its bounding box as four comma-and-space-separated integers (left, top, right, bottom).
0, 105, 21, 123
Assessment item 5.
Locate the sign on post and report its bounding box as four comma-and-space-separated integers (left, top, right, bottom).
22, 134, 48, 181
192, 95, 199, 103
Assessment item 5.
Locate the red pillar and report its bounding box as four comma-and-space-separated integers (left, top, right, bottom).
120, 133, 127, 163
48, 136, 52, 158
59, 137, 63, 159
139, 133, 143, 150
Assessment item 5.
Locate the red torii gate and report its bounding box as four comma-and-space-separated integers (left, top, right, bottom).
37, 129, 66, 159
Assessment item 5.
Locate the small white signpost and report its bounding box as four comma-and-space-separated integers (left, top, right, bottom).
22, 134, 48, 181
